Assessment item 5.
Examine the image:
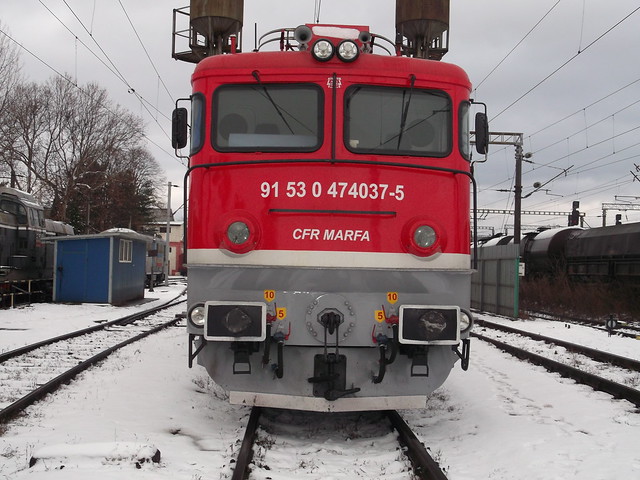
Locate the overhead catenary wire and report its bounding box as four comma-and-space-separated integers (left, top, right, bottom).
480, 76, 640, 199
473, 0, 562, 94
490, 6, 640, 122
36, 0, 173, 126
60, 0, 173, 128
477, 18, 640, 204
37, 0, 183, 164
0, 25, 183, 167
117, 0, 175, 104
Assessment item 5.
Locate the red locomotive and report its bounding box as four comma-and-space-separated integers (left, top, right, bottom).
173, 0, 488, 411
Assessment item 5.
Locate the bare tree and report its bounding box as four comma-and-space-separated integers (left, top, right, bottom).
1, 82, 49, 192
3, 71, 164, 231
77, 147, 164, 233
0, 24, 23, 187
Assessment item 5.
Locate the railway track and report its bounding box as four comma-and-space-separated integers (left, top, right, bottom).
230, 407, 448, 479
475, 319, 640, 371
529, 310, 640, 339
473, 321, 640, 407
0, 295, 186, 423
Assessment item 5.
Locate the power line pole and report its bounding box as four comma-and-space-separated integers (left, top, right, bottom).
486, 132, 525, 244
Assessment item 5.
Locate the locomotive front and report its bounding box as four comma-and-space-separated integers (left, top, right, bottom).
173, 2, 487, 412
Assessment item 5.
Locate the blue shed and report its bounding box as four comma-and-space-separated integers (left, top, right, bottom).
52, 229, 150, 305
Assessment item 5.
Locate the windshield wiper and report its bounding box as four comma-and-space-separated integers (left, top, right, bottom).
252, 70, 294, 134
397, 74, 416, 149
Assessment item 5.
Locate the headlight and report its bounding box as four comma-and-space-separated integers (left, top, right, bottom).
419, 310, 447, 336
204, 301, 267, 342
337, 40, 359, 62
227, 221, 250, 245
399, 305, 460, 345
223, 307, 253, 334
188, 303, 206, 328
414, 225, 437, 248
312, 39, 334, 61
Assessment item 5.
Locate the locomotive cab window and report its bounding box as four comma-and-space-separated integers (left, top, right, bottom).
191, 93, 206, 155
459, 101, 471, 161
0, 199, 28, 225
213, 84, 323, 152
344, 86, 452, 157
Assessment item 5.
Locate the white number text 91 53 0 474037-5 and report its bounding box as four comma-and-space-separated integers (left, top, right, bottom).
260, 181, 405, 201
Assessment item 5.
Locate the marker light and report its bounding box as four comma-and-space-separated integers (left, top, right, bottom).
402, 218, 444, 257
220, 213, 261, 254
414, 225, 437, 248
460, 309, 474, 333
227, 221, 250, 245
337, 40, 359, 62
312, 39, 334, 61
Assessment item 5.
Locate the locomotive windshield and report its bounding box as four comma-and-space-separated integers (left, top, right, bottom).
213, 84, 323, 152
0, 198, 28, 225
344, 86, 452, 157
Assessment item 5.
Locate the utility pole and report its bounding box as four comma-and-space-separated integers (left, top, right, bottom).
486, 132, 526, 244
165, 182, 173, 286
514, 143, 523, 245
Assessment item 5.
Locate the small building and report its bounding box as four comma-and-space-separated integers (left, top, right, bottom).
141, 207, 185, 276
51, 229, 150, 305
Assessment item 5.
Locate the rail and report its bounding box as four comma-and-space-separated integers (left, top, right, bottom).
0, 289, 186, 363
473, 332, 640, 407
230, 407, 449, 479
386, 410, 449, 479
0, 299, 186, 423
528, 310, 640, 338
476, 319, 640, 371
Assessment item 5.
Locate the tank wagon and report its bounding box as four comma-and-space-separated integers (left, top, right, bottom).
565, 223, 640, 282
172, 0, 489, 411
520, 223, 640, 282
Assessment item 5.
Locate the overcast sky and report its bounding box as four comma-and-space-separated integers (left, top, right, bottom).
2, 1, 639, 231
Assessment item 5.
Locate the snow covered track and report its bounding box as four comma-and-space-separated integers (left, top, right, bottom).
472, 330, 640, 407
530, 310, 640, 339
0, 291, 186, 363
475, 319, 640, 371
0, 300, 186, 423
386, 410, 449, 480
231, 407, 448, 479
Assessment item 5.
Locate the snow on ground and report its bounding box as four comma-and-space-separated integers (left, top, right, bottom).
476, 312, 640, 362
404, 342, 640, 479
1, 293, 639, 479
0, 281, 187, 354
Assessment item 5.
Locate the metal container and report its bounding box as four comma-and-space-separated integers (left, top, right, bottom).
190, 0, 244, 38
396, 0, 449, 40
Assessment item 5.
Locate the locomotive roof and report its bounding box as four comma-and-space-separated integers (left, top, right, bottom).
0, 186, 43, 210
192, 49, 471, 90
